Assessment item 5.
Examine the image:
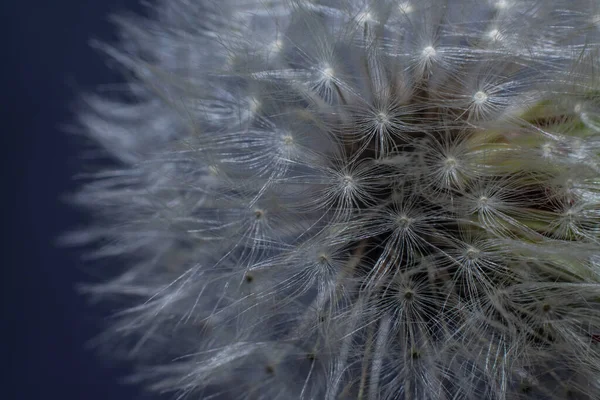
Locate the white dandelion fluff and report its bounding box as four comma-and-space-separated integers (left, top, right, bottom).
68, 0, 600, 399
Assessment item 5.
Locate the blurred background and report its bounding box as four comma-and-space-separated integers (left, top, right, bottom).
5, 1, 156, 399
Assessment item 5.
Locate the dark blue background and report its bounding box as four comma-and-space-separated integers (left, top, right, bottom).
5, 1, 158, 399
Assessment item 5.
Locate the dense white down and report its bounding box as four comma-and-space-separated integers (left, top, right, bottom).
72, 1, 600, 399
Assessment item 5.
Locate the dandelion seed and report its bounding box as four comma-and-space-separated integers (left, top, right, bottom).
421, 45, 436, 59
494, 0, 509, 10
271, 39, 283, 52
398, 2, 413, 14
321, 65, 334, 80
247, 96, 261, 114
473, 90, 488, 104
487, 28, 503, 41
355, 11, 374, 24
373, 112, 391, 136
542, 142, 554, 158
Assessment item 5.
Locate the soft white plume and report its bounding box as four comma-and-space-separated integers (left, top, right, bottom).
70, 0, 600, 399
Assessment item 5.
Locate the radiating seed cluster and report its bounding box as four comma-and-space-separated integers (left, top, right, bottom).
71, 0, 600, 399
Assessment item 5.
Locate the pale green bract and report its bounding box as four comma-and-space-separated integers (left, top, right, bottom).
70, 0, 600, 398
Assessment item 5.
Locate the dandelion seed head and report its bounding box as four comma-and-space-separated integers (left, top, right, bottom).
71, 0, 600, 398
